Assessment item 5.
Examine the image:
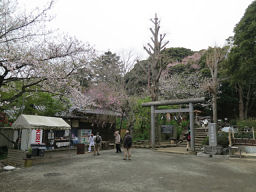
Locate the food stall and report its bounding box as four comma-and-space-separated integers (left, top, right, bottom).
11, 114, 71, 151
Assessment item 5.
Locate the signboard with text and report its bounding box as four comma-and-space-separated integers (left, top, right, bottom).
161, 125, 173, 134
31, 129, 43, 144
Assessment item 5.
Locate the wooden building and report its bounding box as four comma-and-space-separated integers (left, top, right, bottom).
58, 108, 121, 145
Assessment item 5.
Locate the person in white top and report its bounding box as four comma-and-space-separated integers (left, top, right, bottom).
114, 131, 122, 153
88, 134, 94, 152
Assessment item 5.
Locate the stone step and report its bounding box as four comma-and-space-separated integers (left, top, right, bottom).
195, 132, 208, 135
195, 136, 207, 138
195, 143, 204, 146
195, 135, 207, 138
195, 131, 208, 134
195, 137, 207, 139
195, 134, 207, 137
195, 138, 206, 141
195, 128, 209, 130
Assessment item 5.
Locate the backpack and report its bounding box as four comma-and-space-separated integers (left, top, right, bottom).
187, 134, 191, 141
95, 135, 101, 144
125, 135, 132, 147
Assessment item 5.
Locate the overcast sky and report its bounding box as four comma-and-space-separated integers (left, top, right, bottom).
21, 0, 254, 59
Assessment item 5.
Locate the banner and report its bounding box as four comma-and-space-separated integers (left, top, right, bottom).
31, 129, 43, 144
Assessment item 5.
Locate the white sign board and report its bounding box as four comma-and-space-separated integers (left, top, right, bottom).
208, 123, 217, 147
31, 129, 43, 144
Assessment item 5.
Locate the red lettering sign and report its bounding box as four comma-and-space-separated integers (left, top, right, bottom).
35, 129, 41, 144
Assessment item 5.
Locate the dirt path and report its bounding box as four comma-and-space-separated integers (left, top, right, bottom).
1, 149, 256, 192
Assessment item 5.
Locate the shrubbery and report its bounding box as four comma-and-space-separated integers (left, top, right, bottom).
202, 132, 229, 148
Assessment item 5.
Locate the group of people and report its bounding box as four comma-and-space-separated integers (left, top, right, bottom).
88, 130, 133, 160
88, 132, 102, 155
114, 130, 132, 160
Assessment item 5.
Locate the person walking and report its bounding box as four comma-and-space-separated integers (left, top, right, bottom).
94, 132, 102, 155
114, 131, 122, 153
185, 130, 191, 151
88, 134, 94, 152
123, 130, 132, 160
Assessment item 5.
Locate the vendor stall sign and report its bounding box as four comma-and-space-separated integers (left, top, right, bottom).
31, 129, 43, 144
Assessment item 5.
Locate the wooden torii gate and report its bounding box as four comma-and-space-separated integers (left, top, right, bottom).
142, 97, 205, 151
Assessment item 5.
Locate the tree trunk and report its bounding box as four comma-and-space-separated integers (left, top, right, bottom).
143, 14, 169, 146
238, 84, 245, 120
119, 113, 124, 133
212, 93, 217, 124
148, 64, 151, 91
244, 85, 251, 119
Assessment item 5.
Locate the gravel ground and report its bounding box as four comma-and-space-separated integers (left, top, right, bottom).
1, 148, 256, 192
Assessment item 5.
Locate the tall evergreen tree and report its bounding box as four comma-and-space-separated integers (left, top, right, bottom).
90, 51, 124, 86
226, 1, 256, 119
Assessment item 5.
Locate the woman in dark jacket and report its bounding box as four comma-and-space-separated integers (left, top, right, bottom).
185, 131, 191, 151
123, 130, 132, 160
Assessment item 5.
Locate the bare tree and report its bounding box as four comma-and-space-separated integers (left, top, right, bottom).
143, 14, 169, 101
205, 47, 225, 123
143, 14, 169, 144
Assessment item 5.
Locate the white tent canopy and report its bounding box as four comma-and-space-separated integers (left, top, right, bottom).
12, 114, 71, 130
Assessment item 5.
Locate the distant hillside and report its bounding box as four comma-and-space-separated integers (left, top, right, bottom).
124, 47, 196, 96
160, 49, 206, 82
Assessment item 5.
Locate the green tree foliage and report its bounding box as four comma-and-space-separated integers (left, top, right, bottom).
198, 51, 211, 77
124, 60, 149, 96
90, 51, 124, 86
228, 0, 256, 83
217, 82, 239, 119
130, 97, 151, 140
225, 1, 256, 119
5, 92, 69, 119
237, 119, 256, 128
161, 47, 194, 63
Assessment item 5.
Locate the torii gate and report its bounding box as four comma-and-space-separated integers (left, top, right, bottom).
142, 97, 205, 151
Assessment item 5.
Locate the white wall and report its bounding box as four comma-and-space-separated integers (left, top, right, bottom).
21, 129, 31, 151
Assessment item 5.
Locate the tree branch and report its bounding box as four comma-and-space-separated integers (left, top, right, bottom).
0, 1, 54, 39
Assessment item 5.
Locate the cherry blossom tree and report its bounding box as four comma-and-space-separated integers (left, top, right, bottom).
0, 0, 95, 109
159, 51, 207, 99
84, 50, 136, 131
86, 83, 127, 111
159, 71, 206, 99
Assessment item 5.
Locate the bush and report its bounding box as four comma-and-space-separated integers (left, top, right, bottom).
237, 119, 256, 128
202, 136, 209, 145
202, 133, 229, 148
217, 132, 229, 148
235, 119, 256, 139
234, 132, 253, 139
